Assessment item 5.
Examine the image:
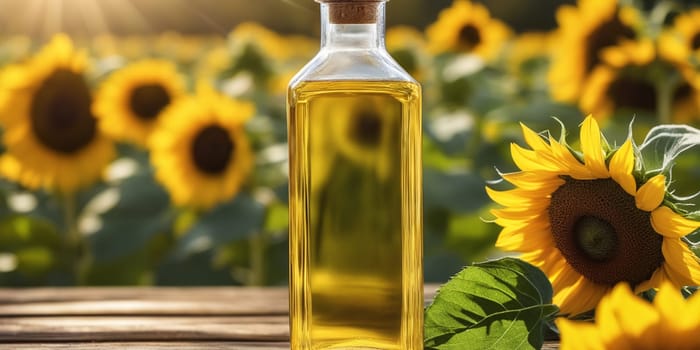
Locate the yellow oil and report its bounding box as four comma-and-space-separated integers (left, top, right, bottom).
288, 80, 423, 350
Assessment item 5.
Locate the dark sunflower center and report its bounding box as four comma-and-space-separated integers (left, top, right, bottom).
191, 125, 235, 175
129, 84, 171, 120
691, 32, 700, 51
549, 178, 664, 286
351, 110, 382, 148
30, 68, 96, 154
574, 216, 618, 261
458, 24, 481, 51
674, 82, 693, 102
585, 12, 636, 73
608, 77, 657, 112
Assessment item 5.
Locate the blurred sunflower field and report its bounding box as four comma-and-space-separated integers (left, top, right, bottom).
0, 0, 699, 289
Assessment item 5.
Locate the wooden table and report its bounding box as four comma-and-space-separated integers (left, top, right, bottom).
0, 286, 559, 349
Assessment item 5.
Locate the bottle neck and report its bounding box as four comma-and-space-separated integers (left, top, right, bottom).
320, 2, 385, 50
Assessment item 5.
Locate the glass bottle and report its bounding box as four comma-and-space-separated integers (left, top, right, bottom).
287, 0, 423, 349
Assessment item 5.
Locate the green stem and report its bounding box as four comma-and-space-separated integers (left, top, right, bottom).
656, 75, 674, 125
465, 112, 484, 162
249, 230, 267, 286
61, 192, 88, 284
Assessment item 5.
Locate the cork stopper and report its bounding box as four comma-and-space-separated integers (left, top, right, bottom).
317, 0, 385, 24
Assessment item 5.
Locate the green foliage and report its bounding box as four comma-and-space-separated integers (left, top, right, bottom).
424, 258, 559, 349
1, 0, 699, 289
173, 194, 265, 258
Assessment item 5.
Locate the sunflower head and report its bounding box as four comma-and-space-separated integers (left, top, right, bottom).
487, 115, 700, 316
0, 34, 114, 193
659, 9, 700, 68
557, 282, 700, 349
149, 84, 255, 210
548, 0, 641, 103
93, 59, 185, 147
426, 0, 511, 60
579, 40, 657, 120
225, 22, 283, 83
327, 94, 402, 181
581, 39, 700, 123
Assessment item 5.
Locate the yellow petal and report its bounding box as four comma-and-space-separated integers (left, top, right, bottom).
635, 174, 666, 211
510, 143, 562, 172
661, 238, 700, 286
608, 139, 636, 196
557, 318, 605, 350
634, 267, 667, 293
579, 115, 609, 177
501, 171, 565, 191
554, 274, 607, 316
604, 283, 659, 345
651, 206, 700, 238
684, 289, 700, 331
495, 223, 553, 252
520, 122, 549, 151
485, 186, 551, 207
491, 207, 546, 221
549, 260, 582, 292
548, 136, 595, 179
654, 281, 696, 332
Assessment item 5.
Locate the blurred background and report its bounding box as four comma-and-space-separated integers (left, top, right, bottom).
0, 0, 699, 287
0, 0, 571, 37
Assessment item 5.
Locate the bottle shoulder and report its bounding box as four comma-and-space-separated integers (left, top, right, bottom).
289, 48, 416, 88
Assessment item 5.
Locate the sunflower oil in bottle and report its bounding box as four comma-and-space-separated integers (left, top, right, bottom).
287, 1, 423, 349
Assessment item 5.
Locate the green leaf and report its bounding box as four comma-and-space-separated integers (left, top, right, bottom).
423, 168, 490, 213
263, 202, 288, 233
15, 246, 54, 276
424, 257, 559, 350
445, 209, 499, 262
87, 172, 173, 262
173, 193, 265, 258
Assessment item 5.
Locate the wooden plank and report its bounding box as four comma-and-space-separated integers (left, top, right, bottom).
0, 288, 288, 316
0, 286, 438, 304
0, 286, 438, 317
0, 316, 289, 342
0, 341, 559, 349
0, 288, 287, 306
0, 342, 289, 349
0, 298, 287, 317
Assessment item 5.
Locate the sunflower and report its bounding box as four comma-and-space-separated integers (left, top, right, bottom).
658, 8, 700, 69
149, 85, 255, 209
386, 26, 429, 81
506, 31, 554, 74
487, 116, 700, 316
557, 282, 700, 349
580, 40, 700, 122
225, 22, 284, 83
548, 0, 641, 103
327, 93, 402, 181
93, 59, 185, 147
425, 0, 511, 60
0, 34, 114, 193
